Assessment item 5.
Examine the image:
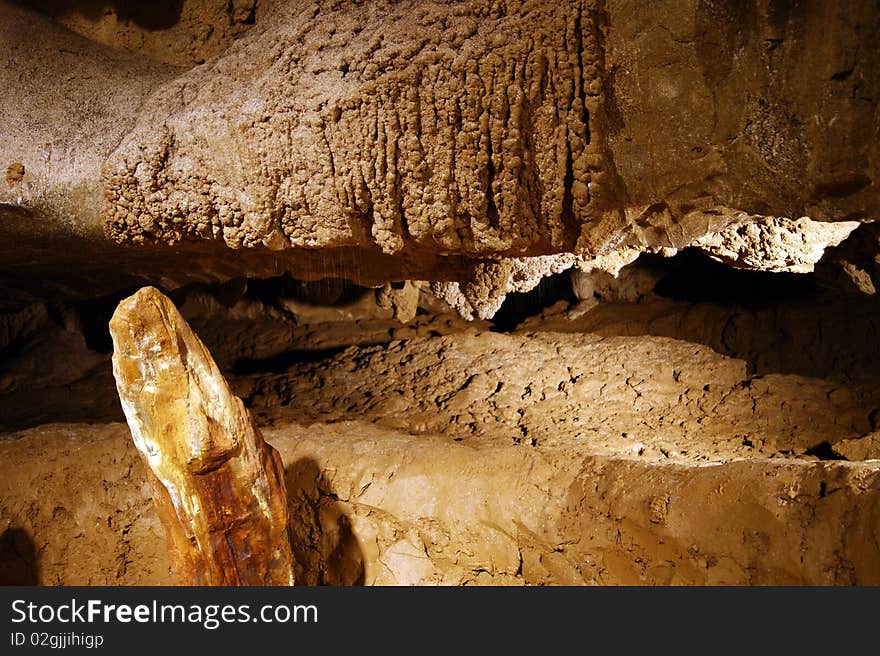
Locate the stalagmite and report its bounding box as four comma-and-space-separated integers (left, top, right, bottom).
109, 286, 294, 585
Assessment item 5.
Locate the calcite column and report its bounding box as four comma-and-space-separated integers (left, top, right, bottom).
109, 286, 294, 585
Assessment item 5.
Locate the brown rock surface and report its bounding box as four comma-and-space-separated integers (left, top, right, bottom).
3, 421, 880, 585
2, 282, 880, 585
101, 0, 880, 255
1, 1, 878, 311
109, 287, 294, 585
2, 1, 880, 587
239, 322, 880, 462
19, 0, 260, 67
0, 2, 175, 241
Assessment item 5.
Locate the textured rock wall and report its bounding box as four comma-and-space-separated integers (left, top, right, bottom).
101, 0, 880, 254
100, 0, 880, 254
19, 0, 259, 66
606, 0, 880, 223
102, 0, 614, 256
1, 0, 878, 312
0, 2, 175, 241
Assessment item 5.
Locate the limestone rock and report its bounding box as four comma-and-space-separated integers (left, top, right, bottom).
109, 286, 294, 585
833, 433, 880, 461
101, 0, 606, 254
428, 212, 863, 319
99, 0, 880, 255
691, 217, 861, 273
817, 223, 880, 296
376, 281, 422, 323
5, 421, 880, 585
571, 262, 647, 303
24, 0, 260, 67
1, 0, 879, 312
0, 2, 175, 242
431, 255, 578, 320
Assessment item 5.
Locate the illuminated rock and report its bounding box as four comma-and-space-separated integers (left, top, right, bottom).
109, 286, 294, 585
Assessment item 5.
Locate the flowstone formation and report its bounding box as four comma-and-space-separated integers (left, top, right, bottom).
1, 0, 878, 313
109, 286, 294, 586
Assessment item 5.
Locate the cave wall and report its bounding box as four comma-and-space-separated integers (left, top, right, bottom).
606, 0, 880, 223
16, 0, 259, 66
1, 0, 878, 309
2, 0, 880, 587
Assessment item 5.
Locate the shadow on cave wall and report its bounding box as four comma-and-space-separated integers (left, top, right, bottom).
4, 244, 880, 434
17, 0, 185, 30
574, 249, 880, 384
285, 457, 365, 586
0, 276, 377, 432
0, 527, 39, 585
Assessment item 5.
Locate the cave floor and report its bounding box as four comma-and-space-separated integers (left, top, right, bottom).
3, 291, 880, 584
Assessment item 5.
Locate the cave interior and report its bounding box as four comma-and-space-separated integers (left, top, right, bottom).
2, 0, 880, 586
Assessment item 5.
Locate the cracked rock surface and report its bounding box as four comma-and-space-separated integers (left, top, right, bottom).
4, 276, 880, 584
4, 419, 880, 585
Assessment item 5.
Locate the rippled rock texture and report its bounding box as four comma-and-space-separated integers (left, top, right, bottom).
1, 0, 878, 310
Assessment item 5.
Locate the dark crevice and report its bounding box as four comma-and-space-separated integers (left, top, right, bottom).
830, 67, 854, 81
0, 528, 38, 585
651, 249, 817, 309
57, 289, 144, 354
18, 0, 186, 30
232, 347, 350, 376
485, 136, 501, 230
560, 143, 579, 249
491, 272, 576, 332
804, 441, 847, 461
233, 0, 256, 26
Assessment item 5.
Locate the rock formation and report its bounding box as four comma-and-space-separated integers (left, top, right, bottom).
109, 286, 294, 585
2, 0, 878, 315
3, 0, 880, 589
